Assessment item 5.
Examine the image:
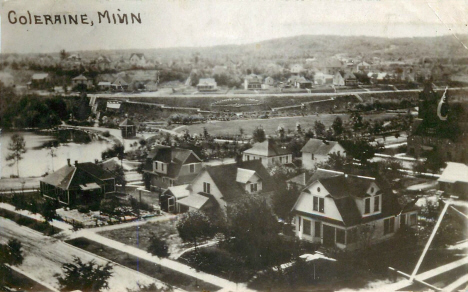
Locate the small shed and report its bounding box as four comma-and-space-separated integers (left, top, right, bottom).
119, 118, 136, 138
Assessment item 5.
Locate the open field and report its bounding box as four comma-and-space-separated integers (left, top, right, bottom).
175, 112, 399, 136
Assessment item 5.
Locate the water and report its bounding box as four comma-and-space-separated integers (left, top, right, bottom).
0, 130, 113, 178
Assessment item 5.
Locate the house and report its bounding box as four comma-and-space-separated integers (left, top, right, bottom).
295, 77, 313, 89
242, 139, 293, 168
143, 146, 203, 192
197, 78, 217, 92
314, 72, 334, 85
119, 118, 136, 138
106, 100, 122, 111
40, 159, 116, 206
333, 72, 345, 86
438, 162, 468, 200
244, 74, 263, 90
72, 74, 93, 90
28, 73, 50, 89
316, 59, 343, 75
173, 160, 276, 213
129, 53, 147, 67
264, 76, 276, 87
292, 169, 418, 249
343, 72, 358, 86
301, 139, 346, 170
160, 184, 191, 213
98, 81, 112, 91
111, 76, 129, 91
356, 61, 371, 72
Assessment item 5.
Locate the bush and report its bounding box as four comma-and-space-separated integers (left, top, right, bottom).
77, 205, 90, 214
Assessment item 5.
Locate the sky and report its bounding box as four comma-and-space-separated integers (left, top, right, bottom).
1, 0, 468, 54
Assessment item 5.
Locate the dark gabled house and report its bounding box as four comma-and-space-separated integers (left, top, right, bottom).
292, 169, 418, 249
143, 146, 203, 192
40, 159, 116, 207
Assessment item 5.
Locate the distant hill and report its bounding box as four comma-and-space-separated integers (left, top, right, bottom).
9, 34, 468, 63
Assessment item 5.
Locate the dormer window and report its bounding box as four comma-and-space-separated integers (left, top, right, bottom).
374, 195, 380, 212
250, 183, 258, 193
364, 198, 371, 214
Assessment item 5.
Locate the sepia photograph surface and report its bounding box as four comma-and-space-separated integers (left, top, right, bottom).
1, 0, 468, 291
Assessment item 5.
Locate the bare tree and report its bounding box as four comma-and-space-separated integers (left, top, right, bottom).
6, 134, 27, 177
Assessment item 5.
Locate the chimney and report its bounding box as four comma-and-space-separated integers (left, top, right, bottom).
94, 159, 99, 164
75, 160, 78, 166
67, 159, 71, 166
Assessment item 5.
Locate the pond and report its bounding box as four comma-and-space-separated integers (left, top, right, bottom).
0, 130, 114, 178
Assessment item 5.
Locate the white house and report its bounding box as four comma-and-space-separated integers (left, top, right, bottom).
129, 53, 147, 67
197, 78, 217, 92
292, 169, 418, 249
244, 74, 263, 90
438, 162, 468, 200
301, 139, 346, 170
173, 160, 276, 213
243, 139, 293, 168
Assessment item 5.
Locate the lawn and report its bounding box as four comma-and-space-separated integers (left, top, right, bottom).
175, 112, 399, 136
66, 237, 221, 292
98, 219, 187, 258
2, 266, 53, 292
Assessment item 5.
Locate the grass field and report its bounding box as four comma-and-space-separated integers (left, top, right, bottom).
175, 112, 399, 136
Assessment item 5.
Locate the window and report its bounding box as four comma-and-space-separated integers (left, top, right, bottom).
161, 164, 164, 172
374, 196, 380, 212
400, 214, 406, 228
365, 198, 371, 214
279, 157, 283, 163
298, 216, 301, 231
384, 217, 395, 235
285, 156, 289, 163
154, 161, 158, 170
315, 221, 321, 238
336, 229, 346, 244
311, 154, 315, 160
246, 155, 250, 161
313, 196, 319, 211
303, 219, 311, 235
250, 183, 258, 193
189, 164, 195, 173
203, 182, 211, 194
319, 198, 324, 213
317, 187, 321, 193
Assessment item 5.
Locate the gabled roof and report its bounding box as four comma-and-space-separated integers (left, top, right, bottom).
177, 193, 210, 209
197, 78, 217, 86
41, 162, 114, 190
204, 160, 276, 202
236, 168, 257, 183
301, 139, 342, 155
119, 118, 134, 127
287, 172, 312, 187
438, 162, 468, 184
146, 147, 202, 179
130, 53, 145, 60
41, 165, 76, 189
243, 139, 291, 157
295, 169, 404, 227
72, 74, 88, 81
165, 184, 191, 199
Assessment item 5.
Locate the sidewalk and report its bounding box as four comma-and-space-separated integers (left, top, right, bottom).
78, 232, 254, 292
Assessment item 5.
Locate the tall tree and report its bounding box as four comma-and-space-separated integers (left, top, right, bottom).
314, 121, 326, 138
6, 134, 27, 177
332, 116, 344, 136
56, 257, 113, 292
176, 211, 215, 251
252, 127, 266, 143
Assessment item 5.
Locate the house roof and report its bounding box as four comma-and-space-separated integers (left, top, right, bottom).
198, 78, 217, 86
204, 160, 276, 202
98, 81, 111, 86
165, 184, 191, 199
41, 162, 114, 190
32, 73, 49, 80
236, 168, 256, 183
287, 172, 312, 187
177, 193, 210, 209
295, 169, 405, 227
119, 118, 134, 127
301, 139, 341, 155
73, 74, 88, 81
243, 139, 291, 157
145, 147, 202, 179
41, 165, 76, 189
130, 53, 145, 60
438, 162, 468, 184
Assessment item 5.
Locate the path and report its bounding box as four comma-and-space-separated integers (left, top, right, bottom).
0, 203, 253, 291
0, 217, 175, 292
